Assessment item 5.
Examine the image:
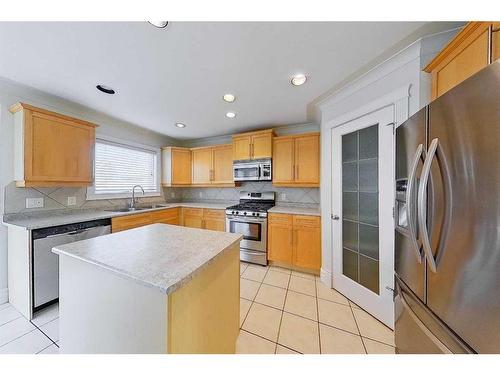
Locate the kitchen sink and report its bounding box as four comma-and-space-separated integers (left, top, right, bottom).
104, 204, 170, 213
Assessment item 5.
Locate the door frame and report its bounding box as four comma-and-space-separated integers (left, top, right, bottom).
331, 105, 394, 327
321, 85, 411, 329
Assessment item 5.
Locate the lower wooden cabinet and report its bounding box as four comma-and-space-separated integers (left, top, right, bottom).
268, 213, 321, 272
182, 207, 226, 232
111, 207, 227, 233
111, 208, 180, 233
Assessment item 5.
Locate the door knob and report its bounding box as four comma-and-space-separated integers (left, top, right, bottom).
331, 214, 339, 220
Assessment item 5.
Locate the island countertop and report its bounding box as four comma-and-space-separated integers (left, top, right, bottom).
52, 223, 242, 294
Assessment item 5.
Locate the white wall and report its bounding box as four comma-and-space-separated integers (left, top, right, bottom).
316, 28, 460, 286
0, 78, 176, 303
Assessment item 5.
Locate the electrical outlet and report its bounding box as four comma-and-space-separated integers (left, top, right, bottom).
280, 193, 287, 201
67, 196, 77, 206
170, 192, 175, 198
26, 197, 44, 209
198, 192, 203, 198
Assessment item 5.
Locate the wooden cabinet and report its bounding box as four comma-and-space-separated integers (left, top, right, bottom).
211, 145, 233, 184
161, 147, 191, 186
292, 216, 321, 270
191, 147, 213, 185
268, 214, 293, 264
191, 144, 234, 186
424, 22, 500, 99
182, 208, 204, 228
273, 133, 320, 187
232, 129, 273, 161
203, 209, 226, 232
181, 207, 226, 231
111, 208, 180, 232
493, 23, 500, 62
9, 103, 96, 187
268, 213, 321, 272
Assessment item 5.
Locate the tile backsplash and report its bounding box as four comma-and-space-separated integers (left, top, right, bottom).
173, 182, 320, 207
3, 181, 319, 215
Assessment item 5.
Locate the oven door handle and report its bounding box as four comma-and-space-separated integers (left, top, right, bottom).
226, 216, 266, 223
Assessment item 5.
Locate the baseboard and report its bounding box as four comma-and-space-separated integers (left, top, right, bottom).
320, 267, 332, 288
0, 288, 8, 304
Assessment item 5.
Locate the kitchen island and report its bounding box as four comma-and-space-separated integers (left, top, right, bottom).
52, 223, 242, 354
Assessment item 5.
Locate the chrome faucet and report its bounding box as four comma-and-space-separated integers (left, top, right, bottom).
130, 185, 145, 210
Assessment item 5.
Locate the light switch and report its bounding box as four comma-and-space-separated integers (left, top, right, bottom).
280, 193, 287, 201
26, 197, 44, 209
67, 196, 77, 206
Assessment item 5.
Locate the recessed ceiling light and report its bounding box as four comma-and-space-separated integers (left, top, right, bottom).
223, 94, 236, 103
175, 123, 186, 128
291, 74, 307, 86
96, 84, 115, 94
148, 21, 169, 28
226, 112, 236, 119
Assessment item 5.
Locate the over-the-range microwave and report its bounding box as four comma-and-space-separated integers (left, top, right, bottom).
233, 158, 272, 181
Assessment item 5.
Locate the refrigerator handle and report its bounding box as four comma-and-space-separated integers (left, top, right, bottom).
407, 144, 424, 263
418, 138, 438, 272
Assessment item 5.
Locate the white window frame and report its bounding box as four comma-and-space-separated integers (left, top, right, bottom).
86, 135, 162, 201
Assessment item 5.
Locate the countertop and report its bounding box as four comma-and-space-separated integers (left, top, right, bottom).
268, 205, 320, 216
2, 202, 233, 230
52, 223, 242, 294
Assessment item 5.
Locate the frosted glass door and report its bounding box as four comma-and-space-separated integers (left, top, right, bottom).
341, 124, 380, 294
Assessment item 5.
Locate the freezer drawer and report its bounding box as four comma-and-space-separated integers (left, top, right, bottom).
395, 276, 471, 354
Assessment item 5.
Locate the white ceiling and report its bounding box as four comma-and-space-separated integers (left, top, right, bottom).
0, 22, 446, 139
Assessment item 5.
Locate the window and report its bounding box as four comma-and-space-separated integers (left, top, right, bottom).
87, 137, 161, 200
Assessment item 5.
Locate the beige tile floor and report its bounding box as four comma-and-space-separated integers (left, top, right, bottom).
237, 262, 395, 354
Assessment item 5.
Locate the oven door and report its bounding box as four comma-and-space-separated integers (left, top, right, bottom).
233, 163, 260, 181
226, 216, 267, 252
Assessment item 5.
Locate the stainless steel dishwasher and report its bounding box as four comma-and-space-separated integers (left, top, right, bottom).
32, 218, 111, 312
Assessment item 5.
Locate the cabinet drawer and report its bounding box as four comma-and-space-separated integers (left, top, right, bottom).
268, 213, 293, 225
112, 212, 152, 233
293, 215, 320, 228
150, 208, 180, 223
203, 209, 225, 219
182, 207, 203, 217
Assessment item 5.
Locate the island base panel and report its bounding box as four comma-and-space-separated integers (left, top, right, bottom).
167, 243, 240, 354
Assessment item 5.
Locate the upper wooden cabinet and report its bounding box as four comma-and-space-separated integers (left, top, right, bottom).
10, 103, 96, 187
272, 132, 320, 187
191, 144, 234, 186
425, 22, 500, 100
232, 129, 273, 161
161, 147, 192, 186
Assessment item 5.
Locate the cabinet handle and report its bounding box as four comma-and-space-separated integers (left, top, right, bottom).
296, 165, 299, 180
250, 143, 254, 158
292, 165, 295, 180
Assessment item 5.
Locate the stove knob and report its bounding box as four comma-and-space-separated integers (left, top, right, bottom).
243, 212, 247, 216
255, 213, 260, 217
252, 212, 256, 216
235, 211, 239, 215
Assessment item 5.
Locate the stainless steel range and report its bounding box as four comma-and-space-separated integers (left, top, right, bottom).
225, 191, 275, 266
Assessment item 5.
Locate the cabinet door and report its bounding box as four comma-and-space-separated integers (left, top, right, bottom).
434, 27, 489, 98
112, 213, 152, 233
204, 218, 226, 232
251, 133, 272, 159
212, 145, 234, 184
232, 136, 251, 161
171, 148, 192, 185
191, 147, 212, 184
292, 216, 321, 271
294, 134, 320, 185
182, 208, 204, 228
272, 137, 295, 183
268, 214, 293, 264
25, 109, 94, 185
492, 23, 500, 62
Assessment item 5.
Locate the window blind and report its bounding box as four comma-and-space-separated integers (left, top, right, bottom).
93, 139, 159, 195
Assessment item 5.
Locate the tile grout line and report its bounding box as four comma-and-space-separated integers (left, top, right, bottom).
0, 314, 24, 328
314, 276, 322, 354
0, 321, 38, 349
349, 299, 367, 354
274, 269, 291, 354
240, 265, 270, 340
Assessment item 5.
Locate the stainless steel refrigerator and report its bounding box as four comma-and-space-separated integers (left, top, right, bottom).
394, 61, 500, 354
